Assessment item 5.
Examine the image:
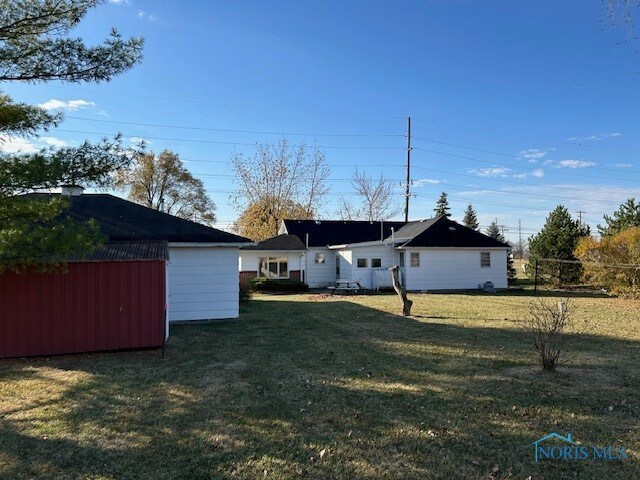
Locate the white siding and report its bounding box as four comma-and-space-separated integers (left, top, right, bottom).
168, 247, 239, 322
403, 248, 508, 291
338, 245, 396, 289
303, 248, 336, 288
238, 251, 304, 277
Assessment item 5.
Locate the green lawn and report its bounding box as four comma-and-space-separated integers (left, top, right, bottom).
1, 291, 639, 479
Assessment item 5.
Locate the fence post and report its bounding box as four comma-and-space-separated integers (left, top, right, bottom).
534, 259, 539, 295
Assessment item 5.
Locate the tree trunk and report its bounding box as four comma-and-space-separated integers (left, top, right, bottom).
390, 265, 412, 316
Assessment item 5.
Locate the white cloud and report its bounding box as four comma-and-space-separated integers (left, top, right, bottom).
39, 99, 96, 111
468, 167, 511, 177
512, 168, 545, 179
566, 133, 622, 142
129, 136, 151, 145
558, 159, 596, 168
412, 178, 440, 187
0, 134, 69, 154
517, 148, 553, 163
40, 137, 67, 148
0, 135, 39, 154
108, 0, 130, 4
614, 163, 633, 168
137, 10, 157, 21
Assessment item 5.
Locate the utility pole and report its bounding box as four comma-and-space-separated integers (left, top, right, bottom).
576, 210, 585, 228
404, 116, 411, 223
518, 218, 523, 260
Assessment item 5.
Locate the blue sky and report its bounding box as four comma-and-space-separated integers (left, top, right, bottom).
3, 0, 640, 242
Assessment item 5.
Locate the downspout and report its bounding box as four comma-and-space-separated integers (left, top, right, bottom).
305, 233, 309, 285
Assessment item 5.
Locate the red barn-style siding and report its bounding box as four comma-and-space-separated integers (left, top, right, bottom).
0, 260, 166, 359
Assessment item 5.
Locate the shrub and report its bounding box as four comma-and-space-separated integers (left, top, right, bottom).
522, 298, 579, 371
239, 282, 251, 303
574, 227, 640, 297
249, 277, 309, 293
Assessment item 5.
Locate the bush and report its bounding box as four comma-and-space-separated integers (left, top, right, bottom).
574, 227, 640, 297
239, 282, 251, 303
522, 298, 581, 371
249, 277, 309, 293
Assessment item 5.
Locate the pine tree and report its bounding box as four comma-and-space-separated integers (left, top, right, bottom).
0, 0, 143, 272
434, 191, 451, 218
485, 220, 516, 284
462, 204, 479, 230
529, 205, 590, 284
597, 198, 640, 236
485, 221, 505, 243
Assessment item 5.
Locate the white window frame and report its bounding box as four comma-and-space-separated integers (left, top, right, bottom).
410, 252, 420, 267
314, 252, 325, 264
371, 258, 382, 268
480, 251, 491, 268
259, 256, 289, 279
356, 258, 368, 268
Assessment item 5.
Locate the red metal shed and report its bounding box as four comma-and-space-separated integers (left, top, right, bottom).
0, 241, 168, 359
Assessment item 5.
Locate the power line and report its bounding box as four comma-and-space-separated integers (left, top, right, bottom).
54, 128, 404, 150
47, 85, 406, 119
411, 147, 640, 183
64, 116, 405, 138
411, 117, 636, 154
411, 136, 640, 175
410, 165, 639, 203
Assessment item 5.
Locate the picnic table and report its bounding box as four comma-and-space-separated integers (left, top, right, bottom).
327, 279, 363, 295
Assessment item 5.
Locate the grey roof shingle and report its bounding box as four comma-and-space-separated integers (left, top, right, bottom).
23, 193, 251, 244
392, 217, 510, 248
241, 234, 306, 251
281, 219, 406, 247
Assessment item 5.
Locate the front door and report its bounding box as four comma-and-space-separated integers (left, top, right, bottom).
335, 255, 340, 280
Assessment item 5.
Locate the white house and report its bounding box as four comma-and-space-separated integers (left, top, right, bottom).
239, 234, 306, 285
29, 192, 253, 323
277, 217, 510, 291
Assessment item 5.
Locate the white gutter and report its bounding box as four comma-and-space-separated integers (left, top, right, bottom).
327, 238, 412, 250
169, 242, 255, 247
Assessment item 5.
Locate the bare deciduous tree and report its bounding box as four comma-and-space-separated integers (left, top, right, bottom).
231, 138, 330, 235
338, 169, 402, 221
116, 150, 216, 225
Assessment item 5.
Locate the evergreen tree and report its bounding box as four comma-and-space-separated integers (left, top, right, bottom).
0, 0, 143, 272
529, 205, 590, 284
433, 191, 451, 218
462, 204, 479, 230
485, 220, 516, 284
485, 220, 505, 243
597, 198, 640, 236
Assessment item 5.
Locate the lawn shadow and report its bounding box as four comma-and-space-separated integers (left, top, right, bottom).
0, 298, 637, 479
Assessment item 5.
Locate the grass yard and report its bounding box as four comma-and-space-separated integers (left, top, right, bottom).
0, 290, 639, 479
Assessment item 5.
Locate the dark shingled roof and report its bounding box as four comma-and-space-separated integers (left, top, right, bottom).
24, 193, 251, 244
67, 241, 169, 262
391, 217, 510, 248
242, 234, 306, 251
280, 219, 406, 247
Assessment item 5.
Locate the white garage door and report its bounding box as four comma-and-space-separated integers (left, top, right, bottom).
167, 246, 239, 322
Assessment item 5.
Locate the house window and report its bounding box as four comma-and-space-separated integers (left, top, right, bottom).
356, 258, 368, 268
259, 257, 289, 278
410, 252, 420, 267
371, 258, 382, 268
314, 252, 325, 264
399, 252, 405, 267
480, 252, 491, 267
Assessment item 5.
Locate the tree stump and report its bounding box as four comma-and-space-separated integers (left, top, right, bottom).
390, 265, 412, 316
